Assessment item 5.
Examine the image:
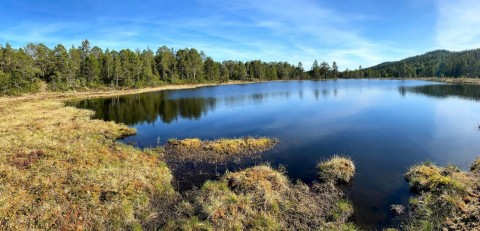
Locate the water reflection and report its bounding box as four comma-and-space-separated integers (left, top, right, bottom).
401, 83, 480, 101
70, 92, 216, 124
70, 88, 333, 125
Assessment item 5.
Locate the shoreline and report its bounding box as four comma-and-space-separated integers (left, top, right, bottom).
0, 80, 263, 103
1, 77, 479, 103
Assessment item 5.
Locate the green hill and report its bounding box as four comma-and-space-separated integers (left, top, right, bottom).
346, 49, 480, 78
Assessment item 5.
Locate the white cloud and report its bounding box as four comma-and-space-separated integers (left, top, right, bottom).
435, 0, 480, 50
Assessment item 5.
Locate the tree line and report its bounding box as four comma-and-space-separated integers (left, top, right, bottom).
345, 49, 480, 78
0, 40, 341, 95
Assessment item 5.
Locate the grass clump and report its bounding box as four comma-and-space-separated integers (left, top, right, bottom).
405, 162, 469, 194
164, 165, 357, 230
403, 160, 480, 230
164, 137, 278, 164
317, 156, 356, 183
0, 100, 176, 230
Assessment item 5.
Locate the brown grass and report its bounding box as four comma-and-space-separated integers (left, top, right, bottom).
163, 137, 278, 164
317, 156, 356, 183
0, 100, 176, 230
413, 77, 480, 85
163, 165, 357, 230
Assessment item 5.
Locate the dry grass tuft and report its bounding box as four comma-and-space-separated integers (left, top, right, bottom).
317, 156, 356, 183
164, 137, 278, 164
0, 100, 176, 230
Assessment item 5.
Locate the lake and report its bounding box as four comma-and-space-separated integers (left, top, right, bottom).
70, 79, 480, 229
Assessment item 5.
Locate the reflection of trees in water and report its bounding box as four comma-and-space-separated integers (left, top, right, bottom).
70, 88, 335, 126
70, 91, 217, 125
400, 84, 480, 101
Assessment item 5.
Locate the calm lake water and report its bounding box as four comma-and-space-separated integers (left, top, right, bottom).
70, 79, 480, 229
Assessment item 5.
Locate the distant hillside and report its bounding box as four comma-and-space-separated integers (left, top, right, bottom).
344, 49, 480, 78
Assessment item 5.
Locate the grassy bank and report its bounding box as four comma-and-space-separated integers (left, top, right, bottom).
417, 77, 480, 85
0, 100, 176, 230
404, 159, 480, 230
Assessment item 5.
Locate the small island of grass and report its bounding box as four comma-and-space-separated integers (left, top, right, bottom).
317, 156, 356, 183
163, 137, 278, 164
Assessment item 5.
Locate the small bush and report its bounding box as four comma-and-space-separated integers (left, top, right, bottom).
317, 156, 356, 183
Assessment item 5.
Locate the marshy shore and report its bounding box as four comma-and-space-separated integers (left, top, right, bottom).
0, 81, 358, 230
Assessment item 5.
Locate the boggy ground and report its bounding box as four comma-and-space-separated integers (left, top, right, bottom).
403, 158, 480, 230
159, 164, 357, 231
0, 84, 358, 230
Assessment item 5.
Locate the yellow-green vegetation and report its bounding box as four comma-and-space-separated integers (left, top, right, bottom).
164, 137, 278, 163
163, 165, 358, 230
317, 156, 356, 183
0, 99, 176, 230
404, 160, 480, 230
470, 157, 480, 174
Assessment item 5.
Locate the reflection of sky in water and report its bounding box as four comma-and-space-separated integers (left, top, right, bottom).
73, 80, 480, 229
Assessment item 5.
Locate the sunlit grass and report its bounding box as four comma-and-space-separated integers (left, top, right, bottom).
404, 160, 480, 230
164, 137, 278, 164
0, 100, 176, 230
317, 156, 356, 183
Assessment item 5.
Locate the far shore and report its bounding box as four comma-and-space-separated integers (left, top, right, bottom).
0, 80, 268, 103
1, 77, 479, 104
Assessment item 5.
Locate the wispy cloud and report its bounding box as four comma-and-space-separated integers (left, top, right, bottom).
193, 0, 404, 69
435, 0, 480, 50
0, 0, 428, 69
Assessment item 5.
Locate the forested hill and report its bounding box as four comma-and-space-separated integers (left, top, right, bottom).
345, 49, 480, 78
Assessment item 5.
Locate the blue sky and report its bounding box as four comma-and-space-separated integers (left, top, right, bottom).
1, 0, 480, 69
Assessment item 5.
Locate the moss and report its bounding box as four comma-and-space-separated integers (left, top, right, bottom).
181, 217, 213, 231
0, 100, 176, 230
317, 156, 356, 183
164, 137, 278, 164
404, 162, 469, 194
331, 200, 354, 222
404, 161, 480, 230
